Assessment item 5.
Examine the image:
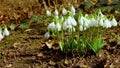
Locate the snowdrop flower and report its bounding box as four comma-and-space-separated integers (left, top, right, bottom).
79, 16, 84, 26
46, 10, 51, 16
67, 16, 77, 26
47, 22, 56, 31
99, 18, 104, 26
94, 18, 99, 27
83, 17, 89, 28
0, 33, 3, 41
111, 18, 117, 26
79, 25, 86, 31
3, 27, 10, 36
71, 17, 77, 26
103, 19, 111, 28
89, 18, 96, 27
79, 25, 83, 31
63, 21, 74, 31
63, 21, 68, 30
62, 7, 68, 15
56, 23, 61, 31
44, 32, 50, 39
71, 5, 75, 15
54, 9, 59, 16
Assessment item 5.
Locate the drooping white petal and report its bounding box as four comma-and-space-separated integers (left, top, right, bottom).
62, 8, 68, 15
111, 18, 117, 26
79, 16, 84, 26
103, 19, 111, 28
99, 18, 104, 26
54, 9, 59, 16
47, 22, 56, 31
71, 5, 76, 15
83, 17, 89, 28
79, 25, 83, 31
3, 27, 10, 36
71, 17, 77, 26
0, 33, 4, 41
46, 10, 51, 16
56, 23, 61, 31
44, 32, 50, 39
63, 21, 68, 30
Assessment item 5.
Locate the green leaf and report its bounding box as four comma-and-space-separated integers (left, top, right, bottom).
20, 20, 29, 30
88, 37, 106, 53
97, 0, 108, 5
117, 37, 120, 45
10, 23, 16, 30
83, 1, 94, 9
59, 42, 64, 52
112, 0, 120, 5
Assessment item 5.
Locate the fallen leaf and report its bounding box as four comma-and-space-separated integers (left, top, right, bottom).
45, 40, 54, 49
37, 52, 43, 57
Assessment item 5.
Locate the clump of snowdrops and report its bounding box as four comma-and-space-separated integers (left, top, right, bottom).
44, 5, 118, 54
0, 24, 10, 41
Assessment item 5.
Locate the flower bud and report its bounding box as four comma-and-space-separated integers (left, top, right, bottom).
71, 5, 75, 15
56, 23, 61, 31
46, 10, 51, 16
54, 9, 59, 16
62, 8, 68, 15
3, 27, 10, 36
47, 22, 56, 31
111, 18, 117, 26
44, 32, 50, 39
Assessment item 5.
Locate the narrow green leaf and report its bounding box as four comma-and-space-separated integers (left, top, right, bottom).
10, 23, 16, 30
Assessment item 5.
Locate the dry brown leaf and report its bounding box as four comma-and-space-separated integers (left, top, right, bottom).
45, 40, 54, 49
37, 52, 44, 57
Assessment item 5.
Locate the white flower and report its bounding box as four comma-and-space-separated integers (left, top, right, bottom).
103, 19, 111, 28
67, 16, 77, 26
71, 5, 75, 15
0, 33, 4, 41
89, 18, 96, 27
71, 17, 77, 26
79, 16, 84, 25
46, 10, 51, 16
62, 8, 68, 15
3, 27, 10, 36
47, 22, 56, 31
83, 17, 89, 28
63, 21, 68, 30
111, 18, 117, 26
44, 32, 50, 39
54, 9, 59, 16
55, 23, 61, 31
79, 25, 83, 31
99, 18, 104, 26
